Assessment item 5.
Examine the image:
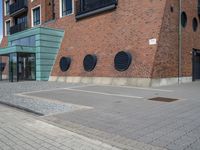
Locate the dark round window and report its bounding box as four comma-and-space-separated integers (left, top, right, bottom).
114, 51, 132, 71
59, 57, 71, 72
83, 54, 97, 72
181, 12, 187, 28
193, 17, 198, 32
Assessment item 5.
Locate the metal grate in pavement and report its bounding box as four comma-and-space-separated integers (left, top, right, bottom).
149, 97, 179, 102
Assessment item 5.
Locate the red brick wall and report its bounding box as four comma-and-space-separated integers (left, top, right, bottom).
152, 0, 179, 78
45, 0, 166, 78
152, 0, 200, 78
0, 37, 8, 48
181, 0, 200, 77
0, 37, 9, 76
28, 0, 54, 26
1, 0, 54, 33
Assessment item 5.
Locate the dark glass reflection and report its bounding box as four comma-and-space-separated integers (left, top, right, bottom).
9, 53, 36, 82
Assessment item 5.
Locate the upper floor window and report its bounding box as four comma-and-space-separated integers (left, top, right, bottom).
60, 0, 73, 17
5, 0, 10, 16
75, 0, 118, 20
5, 20, 11, 36
15, 15, 27, 25
32, 6, 41, 27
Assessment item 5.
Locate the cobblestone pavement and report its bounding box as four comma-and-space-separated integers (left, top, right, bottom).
0, 82, 91, 115
0, 105, 121, 150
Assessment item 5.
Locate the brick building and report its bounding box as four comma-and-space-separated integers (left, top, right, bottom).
0, 0, 200, 86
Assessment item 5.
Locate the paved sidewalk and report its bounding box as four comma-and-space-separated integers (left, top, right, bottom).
0, 105, 120, 150
1, 81, 200, 150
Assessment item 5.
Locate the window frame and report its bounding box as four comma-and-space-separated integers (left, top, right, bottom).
5, 19, 11, 36
31, 5, 41, 27
4, 0, 10, 16
59, 0, 74, 18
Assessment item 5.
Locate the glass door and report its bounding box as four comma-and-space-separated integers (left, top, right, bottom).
18, 53, 36, 81
9, 53, 36, 82
9, 53, 18, 82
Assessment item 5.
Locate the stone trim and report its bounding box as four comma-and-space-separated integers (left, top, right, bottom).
49, 76, 193, 87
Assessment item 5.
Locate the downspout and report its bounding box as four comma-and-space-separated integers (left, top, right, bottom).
52, 0, 55, 20
178, 0, 182, 84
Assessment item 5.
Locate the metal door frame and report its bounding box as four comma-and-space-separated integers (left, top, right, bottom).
192, 49, 200, 81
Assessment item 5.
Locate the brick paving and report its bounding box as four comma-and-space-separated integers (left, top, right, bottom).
0, 81, 200, 150
0, 82, 91, 115
0, 105, 121, 150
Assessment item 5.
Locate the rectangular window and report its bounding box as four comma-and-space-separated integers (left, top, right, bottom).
11, 39, 18, 46
5, 0, 10, 15
32, 7, 41, 26
6, 20, 10, 36
11, 36, 36, 47
15, 15, 27, 25
62, 0, 73, 16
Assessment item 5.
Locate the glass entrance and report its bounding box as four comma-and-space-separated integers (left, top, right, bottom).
9, 53, 36, 82
9, 53, 18, 82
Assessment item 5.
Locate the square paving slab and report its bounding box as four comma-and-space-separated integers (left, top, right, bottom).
0, 81, 200, 150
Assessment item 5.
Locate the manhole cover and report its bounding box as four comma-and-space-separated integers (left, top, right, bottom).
149, 97, 179, 102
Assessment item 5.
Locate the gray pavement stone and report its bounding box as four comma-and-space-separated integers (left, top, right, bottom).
0, 105, 122, 150
0, 81, 200, 149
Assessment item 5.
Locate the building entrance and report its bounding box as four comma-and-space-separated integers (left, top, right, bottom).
9, 53, 36, 82
193, 50, 200, 81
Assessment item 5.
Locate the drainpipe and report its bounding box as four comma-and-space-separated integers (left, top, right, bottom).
52, 0, 55, 20
178, 0, 182, 84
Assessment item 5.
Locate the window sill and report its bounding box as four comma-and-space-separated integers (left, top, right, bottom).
76, 4, 117, 20
60, 13, 74, 19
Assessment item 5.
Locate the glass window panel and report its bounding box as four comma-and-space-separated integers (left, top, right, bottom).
6, 21, 10, 35
62, 0, 72, 16
11, 36, 36, 47
20, 38, 29, 46
33, 7, 40, 26
11, 40, 18, 46
5, 0, 10, 15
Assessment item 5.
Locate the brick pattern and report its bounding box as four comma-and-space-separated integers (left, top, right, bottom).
152, 0, 200, 78
1, 0, 200, 79
45, 0, 165, 78
0, 37, 8, 76
0, 105, 121, 150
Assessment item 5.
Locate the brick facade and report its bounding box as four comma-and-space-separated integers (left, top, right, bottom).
1, 0, 200, 85
46, 0, 165, 78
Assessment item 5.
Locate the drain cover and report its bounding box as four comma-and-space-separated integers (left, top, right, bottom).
149, 97, 179, 102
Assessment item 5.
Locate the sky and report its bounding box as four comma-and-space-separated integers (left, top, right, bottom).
0, 0, 2, 42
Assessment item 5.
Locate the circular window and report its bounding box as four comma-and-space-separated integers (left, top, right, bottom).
181, 12, 187, 28
83, 54, 97, 72
59, 57, 71, 72
114, 51, 132, 71
193, 17, 198, 32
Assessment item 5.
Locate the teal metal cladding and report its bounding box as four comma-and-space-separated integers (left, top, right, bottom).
0, 27, 64, 81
